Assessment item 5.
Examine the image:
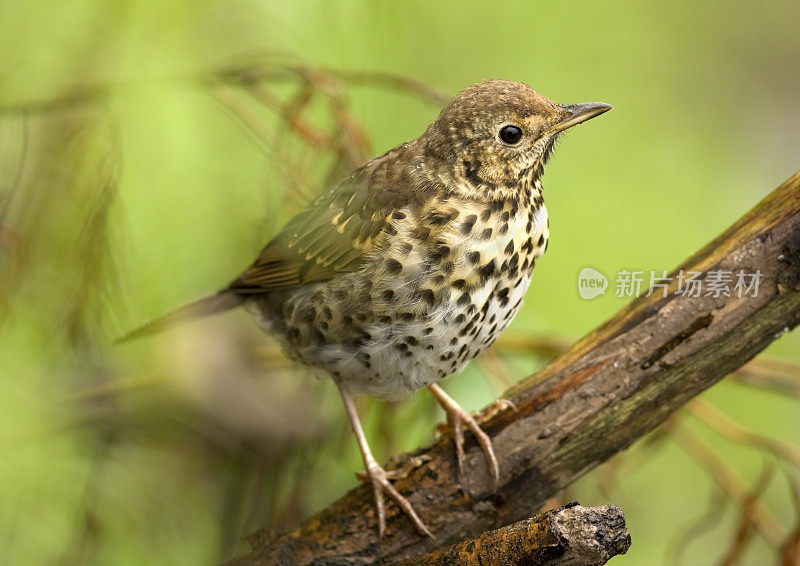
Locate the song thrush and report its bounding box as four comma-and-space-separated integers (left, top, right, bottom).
120, 79, 611, 537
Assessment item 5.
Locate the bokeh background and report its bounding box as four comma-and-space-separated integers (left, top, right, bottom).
2, 2, 799, 564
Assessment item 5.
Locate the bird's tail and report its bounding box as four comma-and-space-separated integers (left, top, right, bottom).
115, 290, 244, 343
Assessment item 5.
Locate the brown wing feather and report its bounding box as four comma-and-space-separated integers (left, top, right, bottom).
228, 174, 389, 294
117, 142, 436, 342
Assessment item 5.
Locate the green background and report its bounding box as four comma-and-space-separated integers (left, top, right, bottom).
2, 2, 799, 564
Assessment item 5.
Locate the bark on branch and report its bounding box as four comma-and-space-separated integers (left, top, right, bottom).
387, 503, 630, 566
230, 170, 800, 565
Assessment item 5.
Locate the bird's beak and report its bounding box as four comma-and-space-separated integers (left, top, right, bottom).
550, 102, 613, 133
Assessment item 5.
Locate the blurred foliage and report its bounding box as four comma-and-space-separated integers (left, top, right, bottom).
1, 2, 800, 565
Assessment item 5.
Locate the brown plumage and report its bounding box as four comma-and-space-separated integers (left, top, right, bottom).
120, 79, 611, 537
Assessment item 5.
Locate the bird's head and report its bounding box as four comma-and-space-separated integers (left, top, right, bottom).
422, 79, 611, 201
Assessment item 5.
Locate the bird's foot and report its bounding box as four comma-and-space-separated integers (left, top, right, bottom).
356, 454, 431, 483
429, 384, 500, 491
357, 461, 434, 538
489, 397, 517, 412
334, 378, 433, 538
446, 403, 500, 490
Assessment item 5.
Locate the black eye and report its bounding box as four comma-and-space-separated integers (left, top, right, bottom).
499, 124, 522, 145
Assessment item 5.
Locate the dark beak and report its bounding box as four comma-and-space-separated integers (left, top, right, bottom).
550, 102, 612, 133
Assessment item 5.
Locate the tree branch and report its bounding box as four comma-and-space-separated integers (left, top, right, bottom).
230, 169, 800, 565
387, 503, 630, 566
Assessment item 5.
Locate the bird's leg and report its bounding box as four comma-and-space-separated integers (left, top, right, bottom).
428, 383, 500, 491
333, 378, 433, 538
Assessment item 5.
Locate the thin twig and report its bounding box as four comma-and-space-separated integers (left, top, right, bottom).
668, 418, 787, 546
686, 398, 800, 468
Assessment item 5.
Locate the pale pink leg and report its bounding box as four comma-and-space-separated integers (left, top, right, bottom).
334, 378, 433, 537
428, 383, 500, 491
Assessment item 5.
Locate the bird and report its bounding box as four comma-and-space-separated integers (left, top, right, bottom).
119, 79, 611, 537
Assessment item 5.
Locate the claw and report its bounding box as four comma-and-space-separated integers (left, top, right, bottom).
429, 383, 500, 492
356, 454, 432, 482
362, 462, 433, 538
492, 398, 517, 412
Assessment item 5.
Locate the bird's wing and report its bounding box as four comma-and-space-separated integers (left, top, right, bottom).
228, 173, 392, 294
116, 175, 387, 342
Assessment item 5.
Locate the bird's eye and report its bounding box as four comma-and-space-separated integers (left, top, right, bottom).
499, 124, 522, 145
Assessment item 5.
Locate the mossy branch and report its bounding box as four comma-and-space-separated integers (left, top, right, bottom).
387, 503, 630, 566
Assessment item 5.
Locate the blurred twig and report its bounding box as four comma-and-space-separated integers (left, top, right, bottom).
686, 398, 800, 469
210, 60, 449, 107
781, 470, 800, 565
718, 464, 776, 566
668, 487, 730, 566
489, 332, 573, 358
667, 418, 787, 546
730, 357, 800, 398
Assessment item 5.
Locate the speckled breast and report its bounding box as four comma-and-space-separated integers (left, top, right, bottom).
251, 192, 550, 401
